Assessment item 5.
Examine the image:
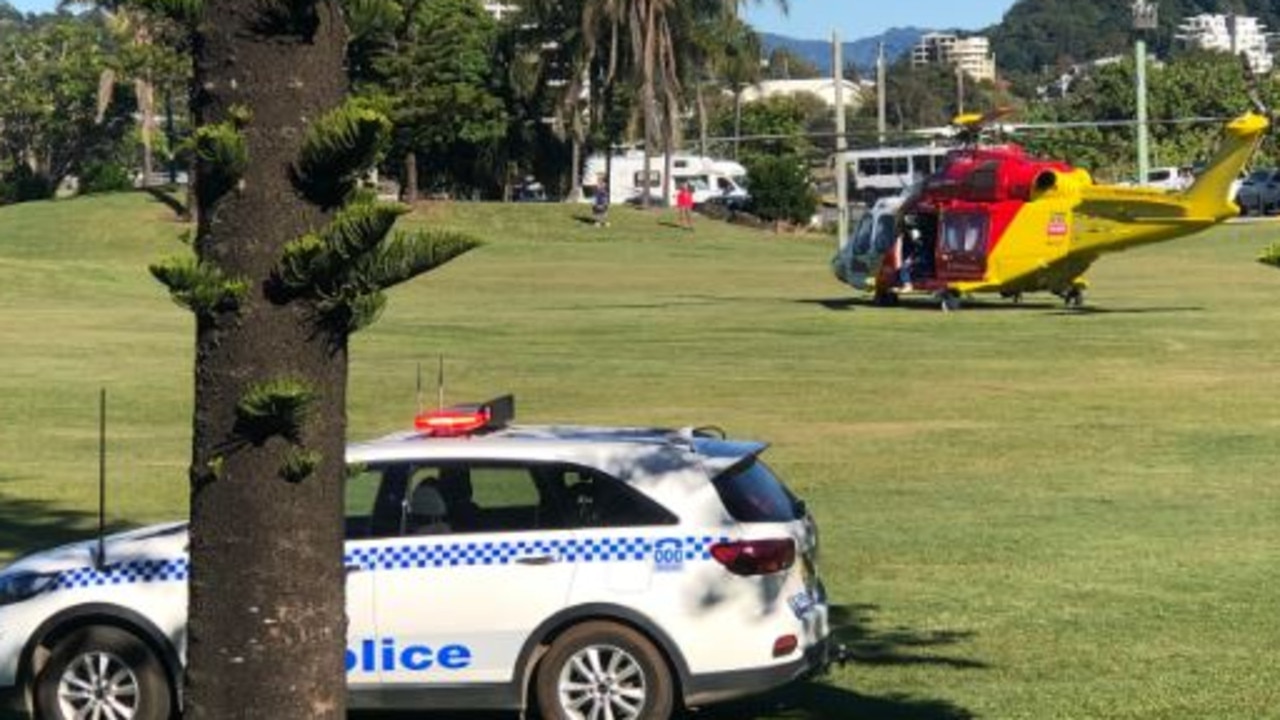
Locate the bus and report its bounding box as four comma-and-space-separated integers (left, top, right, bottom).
848, 145, 950, 202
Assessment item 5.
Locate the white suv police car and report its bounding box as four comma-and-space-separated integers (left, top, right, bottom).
0, 397, 831, 720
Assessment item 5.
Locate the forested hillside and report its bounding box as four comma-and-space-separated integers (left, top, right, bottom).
991, 0, 1280, 75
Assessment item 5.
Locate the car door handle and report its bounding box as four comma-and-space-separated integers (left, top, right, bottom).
345, 564, 367, 575
515, 555, 558, 566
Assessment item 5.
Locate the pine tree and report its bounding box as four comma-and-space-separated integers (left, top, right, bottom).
145, 1, 478, 716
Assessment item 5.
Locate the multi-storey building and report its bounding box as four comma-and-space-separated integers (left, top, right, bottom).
1176, 13, 1274, 75
911, 32, 997, 82
482, 2, 520, 21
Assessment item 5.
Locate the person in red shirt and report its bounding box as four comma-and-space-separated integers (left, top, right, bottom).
676, 183, 695, 230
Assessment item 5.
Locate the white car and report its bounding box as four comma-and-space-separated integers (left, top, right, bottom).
0, 397, 832, 720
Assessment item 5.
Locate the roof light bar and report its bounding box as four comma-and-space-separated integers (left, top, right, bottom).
414, 395, 514, 437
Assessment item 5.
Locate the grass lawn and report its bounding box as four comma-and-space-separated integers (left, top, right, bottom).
2, 192, 1279, 719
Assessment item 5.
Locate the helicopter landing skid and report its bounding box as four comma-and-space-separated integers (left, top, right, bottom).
938, 290, 963, 312
1055, 286, 1087, 309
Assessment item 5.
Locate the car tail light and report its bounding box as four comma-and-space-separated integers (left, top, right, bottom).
709, 538, 796, 576
772, 634, 798, 658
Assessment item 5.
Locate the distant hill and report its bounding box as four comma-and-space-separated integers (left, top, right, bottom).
763, 0, 1280, 81
760, 28, 926, 76
991, 0, 1280, 75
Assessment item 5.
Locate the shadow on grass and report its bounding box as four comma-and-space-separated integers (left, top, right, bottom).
800, 296, 1058, 313
0, 480, 129, 560
802, 296, 1204, 316
685, 681, 975, 720
689, 603, 982, 720
832, 603, 987, 670
142, 186, 190, 221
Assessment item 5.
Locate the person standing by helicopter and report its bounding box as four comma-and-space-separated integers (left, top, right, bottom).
676, 182, 695, 231
592, 176, 610, 227
895, 224, 922, 291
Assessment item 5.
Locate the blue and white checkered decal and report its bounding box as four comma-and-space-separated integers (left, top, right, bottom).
50, 536, 725, 590
52, 558, 190, 591
344, 535, 723, 571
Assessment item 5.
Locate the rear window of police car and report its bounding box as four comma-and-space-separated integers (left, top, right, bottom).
712, 460, 805, 523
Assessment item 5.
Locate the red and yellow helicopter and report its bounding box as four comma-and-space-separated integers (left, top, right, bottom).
832, 109, 1270, 309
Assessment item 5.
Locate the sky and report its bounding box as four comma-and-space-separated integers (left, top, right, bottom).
10, 0, 54, 12
10, 0, 1020, 41
744, 0, 1018, 41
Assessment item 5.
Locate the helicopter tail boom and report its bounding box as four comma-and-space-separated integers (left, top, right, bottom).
1179, 112, 1270, 220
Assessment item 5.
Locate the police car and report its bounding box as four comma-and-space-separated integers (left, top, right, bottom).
0, 396, 831, 720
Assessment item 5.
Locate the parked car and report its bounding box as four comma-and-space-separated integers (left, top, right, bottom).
1118, 166, 1193, 192
1235, 168, 1280, 215
0, 396, 834, 720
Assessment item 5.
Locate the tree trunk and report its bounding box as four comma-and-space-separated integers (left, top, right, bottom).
733, 90, 743, 161
404, 152, 419, 203
697, 81, 708, 158
568, 134, 583, 203
185, 3, 349, 719
137, 76, 156, 188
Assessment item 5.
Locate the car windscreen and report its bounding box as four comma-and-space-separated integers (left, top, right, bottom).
712, 458, 804, 523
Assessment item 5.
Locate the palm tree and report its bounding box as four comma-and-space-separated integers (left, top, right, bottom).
680, 4, 762, 158
526, 0, 786, 205
63, 1, 159, 186
628, 0, 786, 205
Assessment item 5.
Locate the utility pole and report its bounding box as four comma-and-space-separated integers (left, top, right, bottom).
834, 30, 849, 247
877, 42, 887, 146
1133, 0, 1158, 184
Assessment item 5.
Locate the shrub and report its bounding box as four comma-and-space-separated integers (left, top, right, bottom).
80, 161, 134, 195
0, 166, 54, 204
743, 155, 818, 227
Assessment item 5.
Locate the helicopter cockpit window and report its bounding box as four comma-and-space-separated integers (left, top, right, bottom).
872, 214, 896, 254
851, 213, 874, 255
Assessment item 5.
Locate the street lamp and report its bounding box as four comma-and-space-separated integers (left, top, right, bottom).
1133, 0, 1158, 185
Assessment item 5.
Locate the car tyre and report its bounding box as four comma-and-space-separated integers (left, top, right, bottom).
535, 621, 674, 720
34, 625, 173, 720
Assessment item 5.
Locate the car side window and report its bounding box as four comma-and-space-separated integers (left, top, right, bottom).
391, 462, 675, 535
564, 469, 677, 528
344, 465, 381, 539
400, 462, 577, 535
347, 462, 413, 540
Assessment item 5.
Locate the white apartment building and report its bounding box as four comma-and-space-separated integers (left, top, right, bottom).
738, 79, 866, 109
911, 32, 997, 82
483, 2, 520, 21
1176, 13, 1274, 74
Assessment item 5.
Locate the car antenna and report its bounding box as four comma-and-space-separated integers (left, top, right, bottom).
96, 388, 107, 570
436, 355, 445, 410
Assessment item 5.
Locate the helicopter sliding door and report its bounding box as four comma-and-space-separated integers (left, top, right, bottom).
936, 212, 988, 281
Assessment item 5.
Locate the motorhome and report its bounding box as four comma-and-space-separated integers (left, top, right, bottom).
581, 151, 749, 206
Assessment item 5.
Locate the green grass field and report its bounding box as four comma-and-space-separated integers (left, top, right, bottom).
3, 192, 1279, 719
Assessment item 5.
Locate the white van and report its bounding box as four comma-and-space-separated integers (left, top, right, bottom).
582, 152, 749, 206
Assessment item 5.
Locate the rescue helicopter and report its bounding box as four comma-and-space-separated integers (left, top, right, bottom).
832, 108, 1271, 310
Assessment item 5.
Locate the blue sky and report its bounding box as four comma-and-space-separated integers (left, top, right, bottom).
11, 0, 1020, 41
9, 0, 55, 12
743, 0, 1017, 40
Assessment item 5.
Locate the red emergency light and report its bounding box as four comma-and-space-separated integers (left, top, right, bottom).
414, 395, 514, 437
